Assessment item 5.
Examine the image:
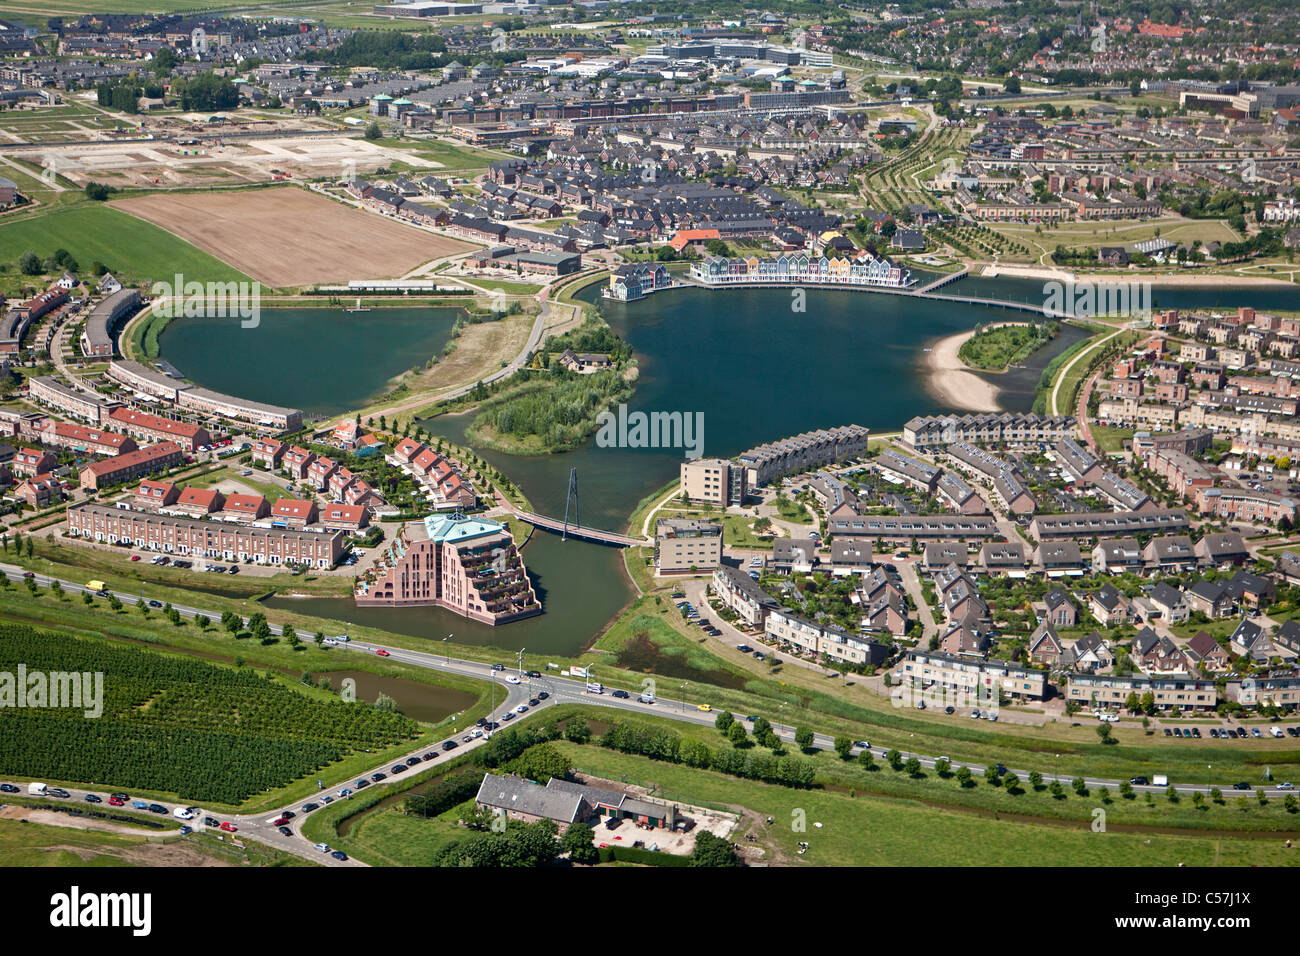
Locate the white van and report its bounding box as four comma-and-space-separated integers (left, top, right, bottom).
173, 807, 195, 820
27, 782, 46, 795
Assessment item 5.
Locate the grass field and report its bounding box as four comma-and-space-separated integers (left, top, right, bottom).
0, 817, 314, 867
300, 712, 1300, 867
989, 217, 1243, 267
0, 204, 251, 286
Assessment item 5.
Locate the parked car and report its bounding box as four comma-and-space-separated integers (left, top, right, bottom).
84, 793, 102, 803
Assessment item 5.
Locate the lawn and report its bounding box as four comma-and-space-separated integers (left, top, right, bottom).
1092, 424, 1135, 455
0, 203, 250, 285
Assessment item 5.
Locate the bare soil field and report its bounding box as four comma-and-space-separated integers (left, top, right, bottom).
112, 187, 473, 288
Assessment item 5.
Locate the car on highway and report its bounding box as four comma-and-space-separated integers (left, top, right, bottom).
490, 663, 505, 671
375, 648, 390, 657
515, 704, 529, 714
219, 822, 238, 832
270, 816, 289, 827
422, 752, 437, 762
354, 779, 371, 789
611, 690, 629, 699
331, 850, 348, 861
321, 795, 334, 805
537, 692, 549, 701
0, 784, 18, 794
501, 711, 515, 721
527, 670, 541, 678
406, 757, 421, 767
528, 698, 540, 707
370, 772, 387, 783
1129, 777, 1148, 786
278, 826, 293, 837
505, 675, 521, 684
338, 789, 353, 798
442, 741, 458, 751
1277, 782, 1295, 790
147, 599, 163, 608
391, 764, 407, 774
313, 843, 330, 853
301, 803, 320, 813
1232, 782, 1252, 790
697, 704, 712, 712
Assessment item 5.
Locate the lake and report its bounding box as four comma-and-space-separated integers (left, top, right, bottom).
158, 305, 463, 418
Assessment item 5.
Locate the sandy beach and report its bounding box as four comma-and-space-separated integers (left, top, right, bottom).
922, 327, 1003, 412
981, 264, 1297, 288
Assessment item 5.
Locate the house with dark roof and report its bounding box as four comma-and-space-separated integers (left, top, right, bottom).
1133, 627, 1190, 673
1034, 586, 1077, 627
1062, 631, 1112, 673
1088, 582, 1132, 626
1027, 621, 1064, 665
1230, 618, 1275, 661
1144, 582, 1189, 623
1195, 532, 1248, 567
1185, 578, 1233, 619
1275, 619, 1300, 654
1184, 630, 1229, 672
1223, 570, 1275, 607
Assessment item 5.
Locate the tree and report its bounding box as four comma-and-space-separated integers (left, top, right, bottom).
1096, 723, 1113, 744
1072, 776, 1088, 796
1048, 780, 1066, 799
1004, 76, 1021, 94
560, 822, 599, 864
904, 756, 921, 777
714, 711, 735, 733
1028, 770, 1043, 790
834, 736, 854, 759
794, 727, 814, 752
85, 182, 115, 201
984, 764, 1001, 786
1002, 771, 1019, 793
727, 721, 748, 745
691, 830, 740, 867
16, 251, 39, 276
364, 121, 382, 140
858, 748, 875, 770
564, 718, 591, 744
194, 614, 210, 629
284, 625, 300, 648
934, 757, 951, 776
886, 749, 903, 771
955, 765, 973, 788
1120, 780, 1134, 799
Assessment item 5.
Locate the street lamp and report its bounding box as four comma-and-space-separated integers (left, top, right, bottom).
517, 646, 525, 681
680, 682, 688, 712
444, 633, 452, 665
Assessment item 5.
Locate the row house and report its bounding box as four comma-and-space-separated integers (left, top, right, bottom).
106, 407, 210, 453
252, 437, 285, 469
40, 421, 136, 458
79, 442, 182, 490
67, 503, 344, 569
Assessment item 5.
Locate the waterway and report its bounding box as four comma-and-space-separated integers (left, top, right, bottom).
185, 277, 1300, 656
157, 306, 463, 418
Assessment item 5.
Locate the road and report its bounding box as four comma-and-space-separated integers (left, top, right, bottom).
4, 561, 1297, 867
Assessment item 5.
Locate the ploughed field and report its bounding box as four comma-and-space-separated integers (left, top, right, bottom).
112, 187, 473, 288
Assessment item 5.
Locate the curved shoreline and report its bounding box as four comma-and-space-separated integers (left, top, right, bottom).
981, 264, 1297, 288
921, 327, 1004, 413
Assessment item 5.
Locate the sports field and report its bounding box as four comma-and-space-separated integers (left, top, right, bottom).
113, 187, 475, 288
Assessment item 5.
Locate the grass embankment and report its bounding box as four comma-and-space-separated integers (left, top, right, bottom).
958, 321, 1058, 372
303, 705, 1300, 867
11, 538, 1300, 796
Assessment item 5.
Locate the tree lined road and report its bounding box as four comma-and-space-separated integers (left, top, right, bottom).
3, 561, 1295, 869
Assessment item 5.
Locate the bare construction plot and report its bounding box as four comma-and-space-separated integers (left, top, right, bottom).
112, 187, 474, 288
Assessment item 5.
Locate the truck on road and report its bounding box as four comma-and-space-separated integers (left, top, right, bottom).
87, 580, 108, 595
1152, 774, 1169, 787
27, 782, 46, 796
